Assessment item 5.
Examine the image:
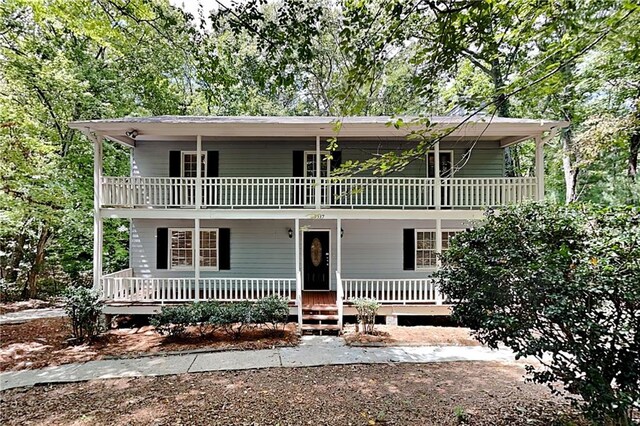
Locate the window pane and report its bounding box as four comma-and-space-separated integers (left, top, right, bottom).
183, 153, 206, 177
200, 230, 217, 268
416, 231, 436, 269
171, 230, 193, 268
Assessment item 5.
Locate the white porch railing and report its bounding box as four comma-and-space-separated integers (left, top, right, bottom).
336, 271, 344, 329
202, 177, 314, 208
296, 270, 303, 329
101, 177, 197, 208
440, 177, 537, 208
342, 278, 442, 304
101, 274, 295, 303
100, 176, 538, 209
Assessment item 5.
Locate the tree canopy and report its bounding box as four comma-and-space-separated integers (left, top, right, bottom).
0, 0, 638, 298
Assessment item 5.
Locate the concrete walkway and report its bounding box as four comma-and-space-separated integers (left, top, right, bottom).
0, 308, 65, 325
0, 336, 520, 391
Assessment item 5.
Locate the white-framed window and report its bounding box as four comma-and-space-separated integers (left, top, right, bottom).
169, 228, 218, 270
304, 151, 330, 178
441, 230, 463, 251
427, 151, 454, 178
416, 230, 437, 269
415, 229, 463, 270
181, 151, 207, 177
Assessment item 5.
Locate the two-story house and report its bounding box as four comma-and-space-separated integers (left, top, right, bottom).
69, 116, 566, 333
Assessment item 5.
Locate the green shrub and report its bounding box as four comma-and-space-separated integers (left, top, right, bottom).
63, 286, 104, 342
437, 204, 640, 425
151, 297, 291, 340
191, 301, 222, 336
253, 295, 290, 331
351, 297, 380, 334
150, 305, 193, 337
212, 301, 255, 340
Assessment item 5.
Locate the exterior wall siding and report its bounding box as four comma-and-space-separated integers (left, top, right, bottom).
132, 140, 504, 178
130, 218, 471, 290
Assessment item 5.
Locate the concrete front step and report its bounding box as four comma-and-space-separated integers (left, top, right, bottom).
302, 314, 339, 321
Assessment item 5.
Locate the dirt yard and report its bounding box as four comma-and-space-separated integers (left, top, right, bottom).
0, 362, 587, 425
0, 318, 298, 372
344, 324, 480, 346
0, 298, 61, 315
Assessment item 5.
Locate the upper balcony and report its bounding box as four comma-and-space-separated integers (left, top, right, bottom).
69, 115, 568, 212
100, 176, 538, 209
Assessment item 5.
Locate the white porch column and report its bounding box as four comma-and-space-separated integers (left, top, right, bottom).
93, 133, 103, 292
336, 218, 342, 275
294, 218, 302, 329
194, 218, 200, 301
315, 135, 321, 209
535, 135, 544, 201
294, 218, 300, 280
435, 218, 443, 305
434, 141, 441, 209
196, 135, 202, 209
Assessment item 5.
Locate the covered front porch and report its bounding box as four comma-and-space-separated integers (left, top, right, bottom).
98, 216, 456, 329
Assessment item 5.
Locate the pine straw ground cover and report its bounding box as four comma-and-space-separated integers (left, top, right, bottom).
0, 362, 587, 425
0, 317, 298, 372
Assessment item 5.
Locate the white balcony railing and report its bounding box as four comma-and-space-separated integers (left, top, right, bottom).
100, 176, 538, 209
342, 278, 442, 304
101, 275, 296, 303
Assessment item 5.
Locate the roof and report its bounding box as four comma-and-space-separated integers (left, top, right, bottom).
68, 115, 569, 147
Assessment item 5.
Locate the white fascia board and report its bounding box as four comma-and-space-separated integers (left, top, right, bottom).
100, 208, 486, 221
71, 117, 569, 143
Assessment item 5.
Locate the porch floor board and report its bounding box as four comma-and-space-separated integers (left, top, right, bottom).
300, 291, 337, 306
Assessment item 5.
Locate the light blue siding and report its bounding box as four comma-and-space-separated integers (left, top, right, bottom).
130, 218, 472, 289
132, 140, 505, 178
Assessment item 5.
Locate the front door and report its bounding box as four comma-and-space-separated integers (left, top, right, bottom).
303, 231, 330, 290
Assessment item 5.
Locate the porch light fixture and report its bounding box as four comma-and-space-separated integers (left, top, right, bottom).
341, 228, 344, 238
125, 130, 138, 139
288, 228, 293, 239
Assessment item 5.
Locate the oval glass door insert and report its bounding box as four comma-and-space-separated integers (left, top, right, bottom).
310, 238, 323, 267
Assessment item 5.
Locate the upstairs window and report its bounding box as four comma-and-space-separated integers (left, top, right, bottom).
427, 151, 454, 178
181, 152, 207, 177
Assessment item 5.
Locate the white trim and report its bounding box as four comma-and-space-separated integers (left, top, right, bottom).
92, 133, 103, 290
301, 228, 332, 291
180, 151, 208, 178
101, 208, 488, 221
168, 227, 219, 271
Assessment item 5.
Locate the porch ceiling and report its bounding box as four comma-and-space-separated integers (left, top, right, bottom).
69, 115, 569, 148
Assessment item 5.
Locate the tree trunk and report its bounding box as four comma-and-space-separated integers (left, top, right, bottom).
561, 129, 579, 204
22, 227, 50, 299
5, 232, 26, 283
628, 105, 639, 181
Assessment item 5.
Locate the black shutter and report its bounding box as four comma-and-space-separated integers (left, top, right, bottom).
207, 151, 219, 177
219, 228, 230, 270
292, 151, 304, 177
403, 229, 415, 271
169, 151, 181, 177
157, 228, 168, 269
330, 151, 342, 174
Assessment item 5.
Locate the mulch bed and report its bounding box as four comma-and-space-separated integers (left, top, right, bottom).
0, 318, 298, 372
0, 362, 588, 425
344, 325, 481, 347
